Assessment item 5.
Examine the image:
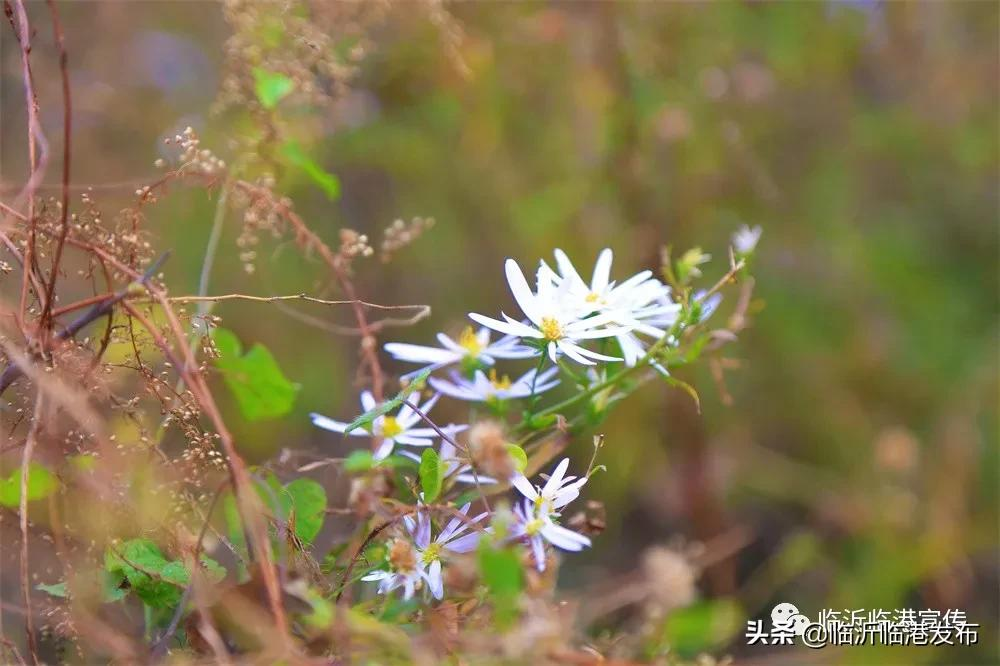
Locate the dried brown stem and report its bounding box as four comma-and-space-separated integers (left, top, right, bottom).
38, 0, 73, 333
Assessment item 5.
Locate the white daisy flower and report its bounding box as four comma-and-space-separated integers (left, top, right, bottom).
360, 566, 424, 600
510, 497, 591, 572
398, 440, 497, 485
428, 367, 559, 403
732, 224, 762, 254
508, 458, 592, 571
310, 391, 466, 461
469, 258, 629, 366
545, 248, 682, 366
384, 326, 535, 379
511, 457, 588, 515
361, 539, 425, 600
410, 503, 488, 599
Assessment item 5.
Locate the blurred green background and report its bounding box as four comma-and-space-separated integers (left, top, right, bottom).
2, 1, 996, 663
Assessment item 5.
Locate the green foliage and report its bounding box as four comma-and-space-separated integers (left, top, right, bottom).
282, 141, 341, 200
505, 444, 528, 473
37, 582, 68, 598
0, 463, 58, 507
104, 539, 225, 609
344, 449, 375, 472
477, 540, 523, 629
658, 599, 745, 658
418, 448, 444, 502
252, 68, 294, 108
213, 328, 300, 421
344, 368, 432, 434
283, 478, 327, 544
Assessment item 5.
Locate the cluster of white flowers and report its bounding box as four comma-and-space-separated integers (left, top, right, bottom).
312, 236, 759, 601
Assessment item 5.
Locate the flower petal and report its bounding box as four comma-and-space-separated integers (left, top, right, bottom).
591, 248, 613, 292
309, 413, 352, 434
511, 474, 539, 501
384, 342, 458, 365
505, 258, 544, 326
469, 312, 541, 339
373, 439, 395, 461
541, 523, 591, 551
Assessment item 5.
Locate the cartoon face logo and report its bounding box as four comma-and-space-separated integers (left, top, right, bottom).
771, 602, 800, 626
771, 602, 809, 636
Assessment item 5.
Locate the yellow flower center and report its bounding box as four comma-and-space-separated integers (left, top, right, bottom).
585, 292, 601, 303
380, 416, 403, 439
421, 542, 443, 566
488, 368, 512, 390
540, 317, 563, 341
525, 518, 545, 536
458, 326, 483, 356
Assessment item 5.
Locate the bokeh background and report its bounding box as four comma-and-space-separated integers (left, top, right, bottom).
2, 2, 997, 663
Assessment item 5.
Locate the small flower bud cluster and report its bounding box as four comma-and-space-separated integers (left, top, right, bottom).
380, 216, 435, 262
161, 127, 226, 175
215, 0, 375, 116
232, 176, 285, 274
339, 228, 374, 260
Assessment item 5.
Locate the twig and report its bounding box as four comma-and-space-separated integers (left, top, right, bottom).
38, 0, 73, 332
19, 393, 45, 665
0, 253, 169, 396
166, 292, 431, 329
7, 0, 51, 332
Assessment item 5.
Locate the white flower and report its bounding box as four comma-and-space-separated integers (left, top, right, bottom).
384, 326, 535, 379
510, 497, 591, 572
360, 566, 424, 600
546, 248, 655, 315
410, 504, 487, 599
361, 537, 425, 600
545, 249, 682, 366
310, 391, 466, 461
732, 224, 762, 254
398, 440, 497, 485
363, 504, 485, 600
428, 367, 559, 403
511, 457, 587, 515
508, 458, 592, 572
469, 258, 629, 365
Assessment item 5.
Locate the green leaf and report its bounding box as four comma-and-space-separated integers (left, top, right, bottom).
213, 328, 300, 421
199, 556, 227, 584
344, 449, 375, 473
68, 453, 97, 472
478, 543, 523, 629
37, 582, 68, 598
284, 478, 326, 544
105, 539, 225, 608
253, 68, 294, 109
661, 599, 744, 657
0, 463, 59, 507
344, 368, 432, 434
102, 570, 128, 602
282, 141, 340, 200
418, 448, 444, 502
505, 444, 528, 473
661, 375, 701, 414
105, 539, 183, 608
